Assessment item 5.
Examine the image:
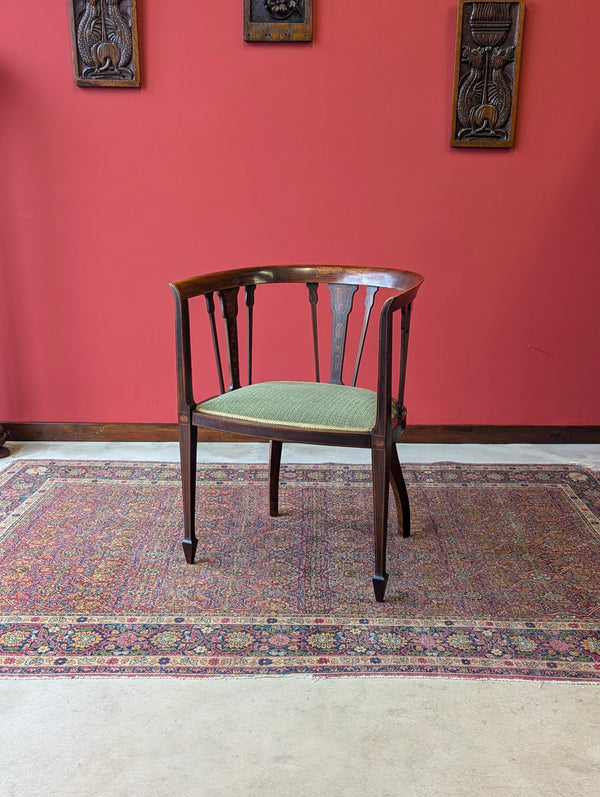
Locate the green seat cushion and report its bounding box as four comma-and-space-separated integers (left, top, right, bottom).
197, 381, 380, 433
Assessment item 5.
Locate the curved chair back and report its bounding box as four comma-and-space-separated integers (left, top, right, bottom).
170, 264, 423, 417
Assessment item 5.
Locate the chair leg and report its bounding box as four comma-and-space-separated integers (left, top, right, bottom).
390, 444, 411, 538
269, 440, 282, 517
371, 443, 391, 602
179, 421, 198, 564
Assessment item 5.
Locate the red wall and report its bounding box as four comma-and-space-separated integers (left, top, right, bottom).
1, 1, 599, 426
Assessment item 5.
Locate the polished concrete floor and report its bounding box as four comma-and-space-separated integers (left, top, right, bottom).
0, 442, 599, 797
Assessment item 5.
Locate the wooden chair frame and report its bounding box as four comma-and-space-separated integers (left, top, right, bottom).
170, 265, 424, 602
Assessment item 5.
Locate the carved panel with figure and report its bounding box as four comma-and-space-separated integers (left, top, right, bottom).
68, 0, 141, 87
451, 0, 525, 147
244, 0, 313, 42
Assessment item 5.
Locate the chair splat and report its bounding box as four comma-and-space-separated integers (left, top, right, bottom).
307, 283, 380, 386
217, 286, 241, 391
209, 285, 256, 393
245, 285, 256, 386
397, 302, 413, 414
328, 283, 358, 385
205, 293, 225, 395
352, 285, 378, 387
306, 283, 320, 383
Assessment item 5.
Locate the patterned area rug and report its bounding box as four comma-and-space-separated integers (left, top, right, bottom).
0, 460, 599, 680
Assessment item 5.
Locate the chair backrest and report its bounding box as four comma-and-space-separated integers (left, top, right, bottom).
170, 265, 423, 412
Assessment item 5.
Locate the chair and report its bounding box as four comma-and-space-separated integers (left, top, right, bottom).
169, 265, 424, 602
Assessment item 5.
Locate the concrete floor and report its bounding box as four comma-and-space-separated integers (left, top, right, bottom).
0, 442, 599, 797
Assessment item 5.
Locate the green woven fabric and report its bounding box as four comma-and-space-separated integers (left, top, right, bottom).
197, 381, 380, 432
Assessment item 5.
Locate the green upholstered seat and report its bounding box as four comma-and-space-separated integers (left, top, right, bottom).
197, 381, 382, 433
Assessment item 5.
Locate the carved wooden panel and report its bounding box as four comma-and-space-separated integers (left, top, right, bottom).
244, 0, 313, 42
450, 0, 525, 147
68, 0, 141, 88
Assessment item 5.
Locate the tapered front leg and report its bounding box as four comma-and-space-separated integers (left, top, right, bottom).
179, 421, 198, 564
269, 440, 282, 517
371, 443, 391, 602
390, 444, 411, 538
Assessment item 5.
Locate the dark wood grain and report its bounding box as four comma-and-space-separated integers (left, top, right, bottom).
169, 264, 425, 602
307, 283, 320, 382
352, 286, 378, 387
0, 425, 9, 458
244, 0, 313, 41
450, 0, 525, 147
269, 440, 283, 517
245, 285, 256, 385
218, 287, 241, 391
397, 303, 412, 414
68, 0, 141, 88
206, 293, 226, 395
328, 284, 358, 385
5, 423, 599, 444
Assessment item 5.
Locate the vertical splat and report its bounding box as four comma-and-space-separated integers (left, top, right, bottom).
306, 283, 320, 382
245, 285, 256, 385
328, 283, 358, 384
397, 302, 413, 413
351, 286, 378, 387
205, 293, 225, 395
218, 287, 241, 391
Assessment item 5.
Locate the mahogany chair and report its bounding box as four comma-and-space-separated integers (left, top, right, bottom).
169, 265, 424, 602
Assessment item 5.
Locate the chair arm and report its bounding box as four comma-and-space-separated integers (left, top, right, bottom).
373, 286, 420, 437
170, 285, 196, 415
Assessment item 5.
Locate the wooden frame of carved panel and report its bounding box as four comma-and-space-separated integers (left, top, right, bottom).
450, 0, 525, 147
244, 0, 313, 42
68, 0, 141, 88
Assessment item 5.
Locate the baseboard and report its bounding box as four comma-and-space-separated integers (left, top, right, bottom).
4, 423, 600, 444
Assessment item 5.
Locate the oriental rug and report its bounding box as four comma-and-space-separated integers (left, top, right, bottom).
0, 460, 599, 681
